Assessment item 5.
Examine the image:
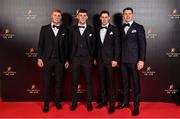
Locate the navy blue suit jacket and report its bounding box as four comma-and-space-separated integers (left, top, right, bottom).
121, 22, 146, 63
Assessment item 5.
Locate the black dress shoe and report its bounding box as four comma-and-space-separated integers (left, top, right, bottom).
43, 103, 49, 113
70, 102, 77, 111
132, 106, 139, 116
87, 102, 93, 111
108, 106, 115, 114
96, 102, 107, 108
116, 103, 130, 109
55, 102, 62, 110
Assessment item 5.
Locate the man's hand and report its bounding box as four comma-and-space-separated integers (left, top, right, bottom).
37, 59, 44, 68
112, 61, 118, 67
64, 61, 69, 69
137, 61, 144, 70
94, 60, 97, 65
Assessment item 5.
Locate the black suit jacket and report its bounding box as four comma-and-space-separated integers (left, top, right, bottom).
121, 22, 146, 63
96, 24, 120, 64
68, 24, 96, 60
37, 24, 68, 63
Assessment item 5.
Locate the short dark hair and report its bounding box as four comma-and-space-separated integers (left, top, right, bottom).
123, 7, 133, 13
77, 9, 88, 14
100, 10, 110, 16
51, 9, 62, 14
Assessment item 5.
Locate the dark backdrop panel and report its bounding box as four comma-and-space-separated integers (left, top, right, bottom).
0, 0, 179, 102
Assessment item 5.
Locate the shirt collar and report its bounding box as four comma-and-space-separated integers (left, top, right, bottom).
124, 20, 134, 27
51, 22, 60, 28
101, 23, 109, 28
78, 23, 87, 28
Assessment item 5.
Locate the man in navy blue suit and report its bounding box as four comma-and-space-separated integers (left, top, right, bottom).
116, 7, 146, 116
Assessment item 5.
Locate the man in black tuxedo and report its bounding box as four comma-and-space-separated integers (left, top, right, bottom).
95, 10, 120, 114
69, 9, 95, 111
37, 9, 69, 113
116, 7, 146, 116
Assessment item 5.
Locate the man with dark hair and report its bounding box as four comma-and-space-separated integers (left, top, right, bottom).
37, 9, 69, 112
123, 7, 134, 13
95, 10, 120, 114
69, 9, 96, 111
116, 7, 146, 116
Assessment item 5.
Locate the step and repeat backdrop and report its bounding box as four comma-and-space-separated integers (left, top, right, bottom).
0, 0, 179, 102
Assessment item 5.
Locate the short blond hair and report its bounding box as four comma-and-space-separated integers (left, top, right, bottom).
51, 9, 62, 14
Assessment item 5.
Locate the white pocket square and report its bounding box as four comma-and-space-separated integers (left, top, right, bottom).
131, 30, 137, 33
109, 31, 113, 35
89, 34, 92, 37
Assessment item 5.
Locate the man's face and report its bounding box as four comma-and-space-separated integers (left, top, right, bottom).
51, 11, 61, 24
100, 13, 110, 26
123, 10, 133, 23
77, 12, 88, 24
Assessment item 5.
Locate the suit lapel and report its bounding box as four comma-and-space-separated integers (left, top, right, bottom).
98, 28, 103, 45
127, 22, 135, 35
48, 24, 55, 41
84, 25, 91, 45
74, 25, 80, 47
83, 25, 89, 37
56, 27, 62, 37
103, 25, 111, 44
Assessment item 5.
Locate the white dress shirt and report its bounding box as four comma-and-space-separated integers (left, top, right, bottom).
78, 23, 87, 35
51, 22, 60, 37
100, 23, 109, 43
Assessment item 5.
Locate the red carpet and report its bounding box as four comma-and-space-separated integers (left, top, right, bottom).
0, 101, 180, 118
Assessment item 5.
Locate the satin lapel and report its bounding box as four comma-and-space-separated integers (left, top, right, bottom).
84, 25, 90, 45
56, 27, 62, 38
98, 28, 103, 45
75, 25, 80, 47
127, 22, 135, 35
103, 25, 111, 44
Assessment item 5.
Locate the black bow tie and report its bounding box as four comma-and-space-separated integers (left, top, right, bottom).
123, 23, 130, 27
100, 26, 108, 29
78, 26, 85, 28
53, 25, 60, 29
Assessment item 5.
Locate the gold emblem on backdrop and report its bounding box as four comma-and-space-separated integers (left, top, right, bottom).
146, 28, 157, 39
25, 48, 37, 58
164, 84, 178, 94
2, 66, 16, 76
27, 84, 40, 94
142, 65, 156, 76
168, 9, 180, 19
24, 9, 37, 20
0, 28, 15, 39
166, 48, 180, 58
77, 84, 86, 94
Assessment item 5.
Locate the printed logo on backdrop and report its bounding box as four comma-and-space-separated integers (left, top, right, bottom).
142, 65, 156, 76
25, 48, 37, 57
146, 28, 158, 39
2, 66, 16, 76
24, 9, 37, 20
166, 48, 180, 58
77, 84, 86, 94
168, 9, 180, 19
0, 28, 15, 39
27, 84, 40, 94
164, 84, 178, 94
